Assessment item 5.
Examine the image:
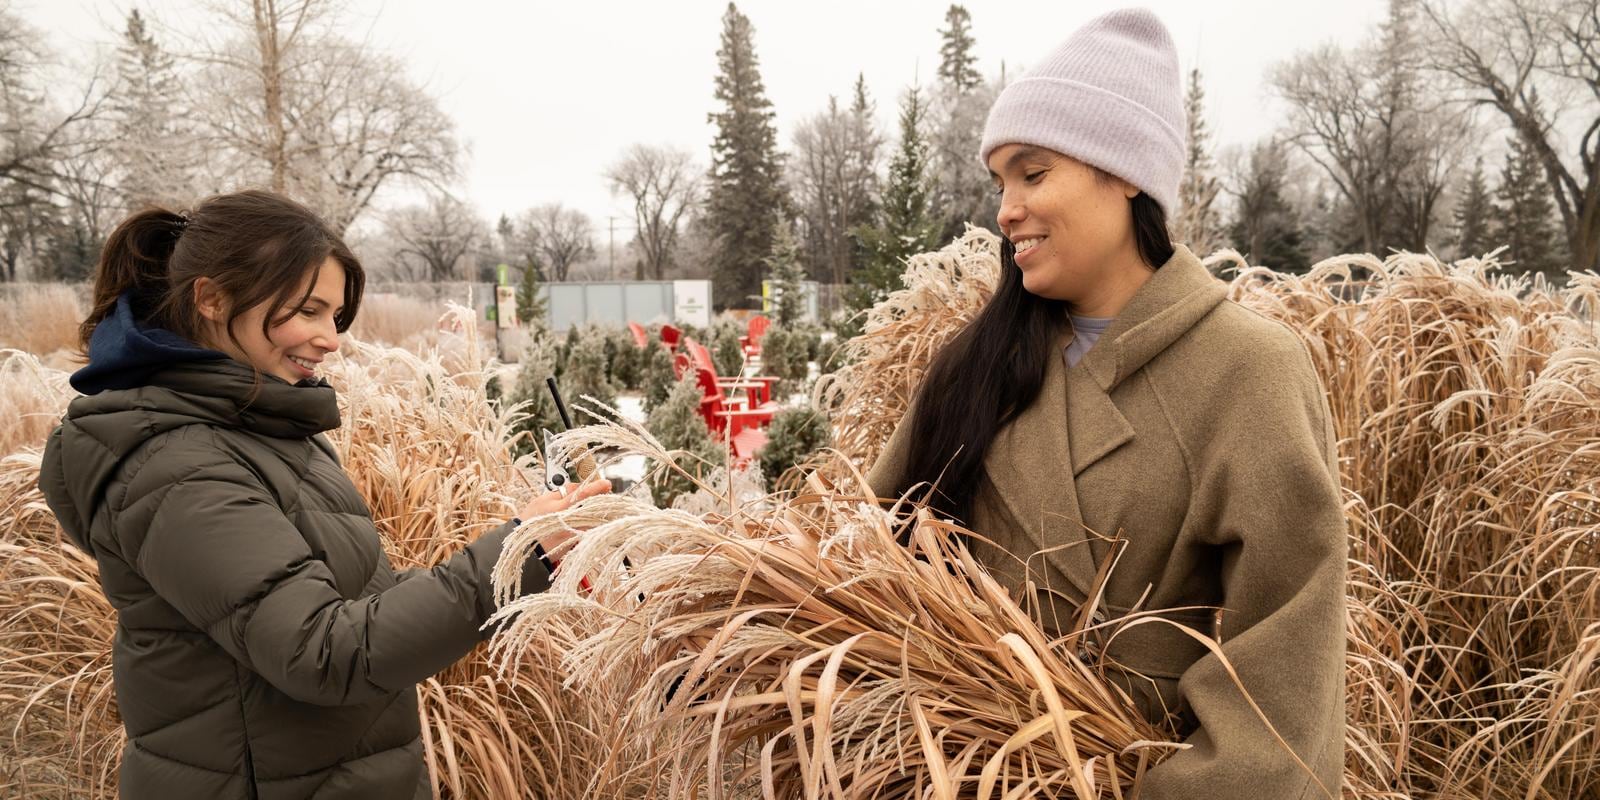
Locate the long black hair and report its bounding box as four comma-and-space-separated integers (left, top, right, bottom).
900, 189, 1174, 523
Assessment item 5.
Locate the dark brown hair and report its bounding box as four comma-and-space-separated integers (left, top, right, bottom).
899, 189, 1172, 523
80, 189, 365, 356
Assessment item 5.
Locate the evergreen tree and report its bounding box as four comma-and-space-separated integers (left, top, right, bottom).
705, 3, 788, 310
505, 335, 564, 459
111, 9, 190, 210
515, 259, 547, 327
1227, 139, 1309, 273
853, 86, 942, 308
765, 219, 807, 325
1174, 68, 1224, 254
937, 5, 981, 94
1452, 158, 1494, 260
1493, 135, 1562, 279
645, 371, 727, 508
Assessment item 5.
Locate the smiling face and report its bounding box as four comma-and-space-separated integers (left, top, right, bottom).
195, 256, 346, 384
987, 143, 1152, 316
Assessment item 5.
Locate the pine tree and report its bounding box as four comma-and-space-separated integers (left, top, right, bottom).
765, 219, 807, 325
852, 86, 942, 308
1174, 68, 1223, 255
645, 371, 727, 507
937, 5, 981, 94
1493, 135, 1562, 279
705, 3, 788, 310
111, 9, 189, 210
1452, 158, 1494, 260
515, 259, 547, 326
1227, 139, 1309, 273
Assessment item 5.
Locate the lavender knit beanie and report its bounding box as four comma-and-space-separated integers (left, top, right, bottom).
979, 8, 1185, 215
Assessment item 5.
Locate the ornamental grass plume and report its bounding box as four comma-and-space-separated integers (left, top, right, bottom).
0, 350, 77, 456
812, 227, 1000, 481
489, 420, 1178, 799
1210, 250, 1600, 799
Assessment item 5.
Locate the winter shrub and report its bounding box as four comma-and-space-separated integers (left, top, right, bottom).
709, 319, 746, 377
640, 343, 678, 412
644, 371, 725, 507
758, 405, 831, 491
758, 325, 809, 386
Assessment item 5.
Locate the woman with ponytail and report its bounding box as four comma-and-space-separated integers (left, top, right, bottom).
39, 190, 605, 799
866, 10, 1346, 799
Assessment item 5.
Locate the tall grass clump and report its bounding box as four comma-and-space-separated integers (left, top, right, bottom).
0, 285, 84, 359
0, 351, 76, 456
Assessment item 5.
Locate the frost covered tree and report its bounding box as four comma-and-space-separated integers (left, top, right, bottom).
606, 144, 699, 280
937, 5, 982, 94
765, 219, 807, 325
1493, 134, 1564, 279
1226, 139, 1309, 273
1173, 68, 1224, 255
790, 76, 880, 285
387, 193, 483, 282
110, 9, 192, 210
854, 86, 942, 307
704, 3, 788, 309
191, 0, 458, 231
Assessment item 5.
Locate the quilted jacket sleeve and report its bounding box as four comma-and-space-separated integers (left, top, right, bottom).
120, 446, 548, 707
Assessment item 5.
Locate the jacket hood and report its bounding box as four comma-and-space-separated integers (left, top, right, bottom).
41, 349, 342, 555
69, 291, 229, 395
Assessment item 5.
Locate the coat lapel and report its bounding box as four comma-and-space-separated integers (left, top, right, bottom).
980, 245, 1226, 604
984, 328, 1133, 602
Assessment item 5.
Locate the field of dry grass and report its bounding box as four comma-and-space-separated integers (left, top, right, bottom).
1, 233, 1597, 798
0, 285, 85, 365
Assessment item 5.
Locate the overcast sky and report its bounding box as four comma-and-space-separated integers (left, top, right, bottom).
21, 0, 1390, 236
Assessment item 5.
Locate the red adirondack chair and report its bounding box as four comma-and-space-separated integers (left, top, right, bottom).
683, 338, 780, 407
673, 350, 773, 462
660, 324, 682, 351
627, 321, 650, 349
741, 315, 772, 357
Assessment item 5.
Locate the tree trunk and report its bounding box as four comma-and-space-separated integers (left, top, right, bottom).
253, 0, 288, 193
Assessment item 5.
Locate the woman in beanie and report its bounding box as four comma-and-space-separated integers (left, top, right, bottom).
868, 9, 1345, 799
38, 190, 606, 799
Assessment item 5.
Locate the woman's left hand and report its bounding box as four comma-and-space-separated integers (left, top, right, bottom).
517, 478, 610, 564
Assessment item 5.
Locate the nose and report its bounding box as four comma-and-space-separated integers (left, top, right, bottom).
996, 188, 1025, 236
315, 317, 341, 354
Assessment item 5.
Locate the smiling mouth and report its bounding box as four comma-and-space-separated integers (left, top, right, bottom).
287, 355, 320, 375
1014, 236, 1045, 255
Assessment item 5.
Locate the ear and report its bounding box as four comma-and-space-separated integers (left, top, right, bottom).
193, 277, 228, 324
1120, 178, 1140, 201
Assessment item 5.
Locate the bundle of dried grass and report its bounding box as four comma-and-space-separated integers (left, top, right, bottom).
490, 420, 1175, 799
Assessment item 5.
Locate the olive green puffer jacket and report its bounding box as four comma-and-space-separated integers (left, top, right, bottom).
39, 351, 542, 799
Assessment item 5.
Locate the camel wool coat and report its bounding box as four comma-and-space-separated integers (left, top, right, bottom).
867, 245, 1346, 800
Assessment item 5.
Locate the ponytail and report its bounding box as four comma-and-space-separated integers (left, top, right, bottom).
78, 207, 188, 353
